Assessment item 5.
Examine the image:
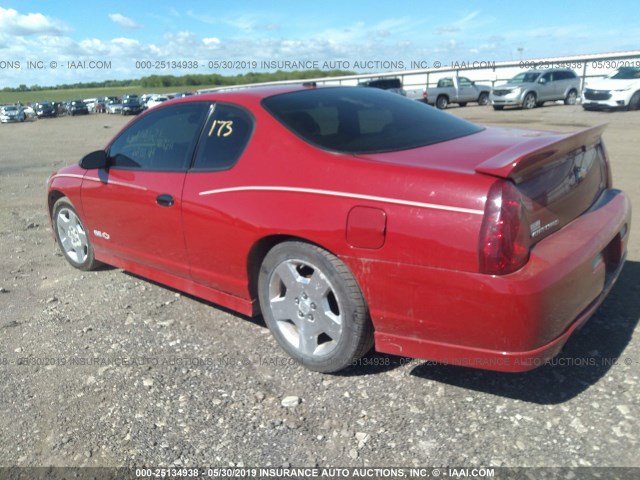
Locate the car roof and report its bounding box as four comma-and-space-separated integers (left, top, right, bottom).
170, 84, 346, 105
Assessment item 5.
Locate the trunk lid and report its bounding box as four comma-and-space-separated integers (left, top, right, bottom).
357, 124, 609, 246
476, 124, 609, 242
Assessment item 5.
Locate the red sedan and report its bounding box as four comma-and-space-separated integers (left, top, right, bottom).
47, 85, 631, 373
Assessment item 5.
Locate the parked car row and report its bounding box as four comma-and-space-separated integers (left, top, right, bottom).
2, 92, 192, 124
368, 67, 640, 112
0, 104, 27, 123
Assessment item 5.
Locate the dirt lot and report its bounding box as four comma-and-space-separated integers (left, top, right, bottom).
0, 105, 638, 470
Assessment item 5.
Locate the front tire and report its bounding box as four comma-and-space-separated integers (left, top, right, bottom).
258, 242, 374, 373
52, 198, 101, 271
522, 92, 536, 109
627, 91, 640, 111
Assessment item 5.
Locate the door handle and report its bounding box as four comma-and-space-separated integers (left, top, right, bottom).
156, 194, 175, 207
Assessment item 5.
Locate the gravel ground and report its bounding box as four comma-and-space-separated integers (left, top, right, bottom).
0, 105, 638, 471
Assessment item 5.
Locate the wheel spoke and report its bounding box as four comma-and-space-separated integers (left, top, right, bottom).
270, 296, 297, 322
274, 261, 302, 290
76, 227, 88, 247
307, 270, 330, 297
68, 211, 79, 229
57, 211, 71, 228
297, 322, 318, 356
60, 234, 73, 252
73, 243, 86, 262
315, 311, 342, 341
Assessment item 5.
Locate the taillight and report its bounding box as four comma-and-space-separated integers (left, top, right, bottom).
479, 180, 531, 275
598, 143, 613, 188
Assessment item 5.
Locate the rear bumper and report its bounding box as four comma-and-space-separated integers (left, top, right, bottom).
350, 189, 631, 372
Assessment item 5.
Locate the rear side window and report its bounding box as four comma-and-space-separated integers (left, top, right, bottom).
262, 87, 483, 154
192, 103, 254, 171
554, 70, 577, 80
108, 103, 208, 171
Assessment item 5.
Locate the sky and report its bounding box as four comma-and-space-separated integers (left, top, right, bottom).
0, 0, 637, 88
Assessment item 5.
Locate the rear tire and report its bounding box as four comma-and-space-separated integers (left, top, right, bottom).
478, 92, 489, 106
436, 95, 449, 109
258, 241, 374, 373
564, 89, 578, 105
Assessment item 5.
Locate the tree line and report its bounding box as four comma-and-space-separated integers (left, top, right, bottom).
2, 70, 354, 93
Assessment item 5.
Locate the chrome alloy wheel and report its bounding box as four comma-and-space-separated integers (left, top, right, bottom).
56, 207, 89, 264
267, 258, 343, 357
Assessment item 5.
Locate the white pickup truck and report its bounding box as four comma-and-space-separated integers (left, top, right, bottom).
582, 67, 640, 111
424, 76, 491, 109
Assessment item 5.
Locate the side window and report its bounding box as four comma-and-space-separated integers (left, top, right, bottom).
557, 71, 575, 80
541, 72, 553, 83
109, 103, 209, 171
458, 77, 472, 86
192, 103, 254, 171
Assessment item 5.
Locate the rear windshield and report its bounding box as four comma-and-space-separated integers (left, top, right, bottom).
262, 87, 483, 154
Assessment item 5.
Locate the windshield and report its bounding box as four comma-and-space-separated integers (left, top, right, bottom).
607, 67, 640, 80
262, 87, 483, 154
4, 106, 17, 112
510, 72, 541, 84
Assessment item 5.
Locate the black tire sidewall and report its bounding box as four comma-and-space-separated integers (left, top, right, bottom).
258, 242, 372, 373
630, 92, 640, 111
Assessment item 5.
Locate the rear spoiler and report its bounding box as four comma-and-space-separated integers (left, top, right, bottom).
475, 124, 607, 184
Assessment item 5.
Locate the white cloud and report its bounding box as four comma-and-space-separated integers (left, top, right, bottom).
203, 37, 221, 46
112, 37, 140, 47
108, 13, 141, 29
0, 7, 68, 36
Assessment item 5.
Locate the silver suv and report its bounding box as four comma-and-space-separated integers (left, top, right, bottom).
490, 69, 580, 110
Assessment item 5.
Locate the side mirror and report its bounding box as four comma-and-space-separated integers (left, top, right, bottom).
79, 150, 108, 169
538, 78, 547, 84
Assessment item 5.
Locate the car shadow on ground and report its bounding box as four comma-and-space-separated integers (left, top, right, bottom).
399, 260, 640, 404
